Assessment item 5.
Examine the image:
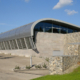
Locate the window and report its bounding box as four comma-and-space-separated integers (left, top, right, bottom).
13, 40, 18, 49
4, 41, 9, 49
6, 41, 11, 49
20, 38, 26, 49
25, 37, 32, 49
10, 40, 15, 49
17, 39, 23, 49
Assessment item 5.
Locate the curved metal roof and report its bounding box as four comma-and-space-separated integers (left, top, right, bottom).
0, 18, 80, 41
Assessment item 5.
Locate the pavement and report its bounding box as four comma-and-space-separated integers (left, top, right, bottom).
0, 53, 48, 80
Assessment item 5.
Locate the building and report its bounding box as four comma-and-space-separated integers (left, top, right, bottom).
0, 18, 80, 57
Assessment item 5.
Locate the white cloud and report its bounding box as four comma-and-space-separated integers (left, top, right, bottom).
65, 9, 78, 15
25, 0, 30, 2
53, 0, 73, 9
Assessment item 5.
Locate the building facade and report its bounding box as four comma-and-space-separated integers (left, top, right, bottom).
0, 18, 80, 57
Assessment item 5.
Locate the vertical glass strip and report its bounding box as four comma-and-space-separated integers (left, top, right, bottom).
17, 39, 23, 49
20, 38, 26, 49
25, 37, 32, 49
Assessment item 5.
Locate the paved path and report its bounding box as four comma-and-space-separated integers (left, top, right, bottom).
0, 54, 44, 80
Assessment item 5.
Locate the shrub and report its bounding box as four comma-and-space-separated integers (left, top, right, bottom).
26, 66, 31, 69
45, 57, 49, 62
43, 63, 47, 68
35, 65, 42, 69
15, 66, 20, 69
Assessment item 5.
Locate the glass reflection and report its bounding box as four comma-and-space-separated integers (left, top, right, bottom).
34, 22, 79, 34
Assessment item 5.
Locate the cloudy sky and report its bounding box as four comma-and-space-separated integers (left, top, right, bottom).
0, 0, 80, 33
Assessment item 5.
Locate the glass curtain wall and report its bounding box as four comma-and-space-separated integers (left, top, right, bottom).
4, 41, 9, 50
34, 22, 79, 34
0, 42, 5, 50
17, 39, 23, 49
13, 40, 18, 49
20, 38, 26, 49
0, 37, 33, 50
6, 41, 11, 49
25, 37, 32, 49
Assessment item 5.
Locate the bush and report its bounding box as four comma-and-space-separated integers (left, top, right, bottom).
45, 57, 49, 62
35, 65, 42, 69
26, 66, 31, 69
43, 63, 47, 68
15, 66, 20, 69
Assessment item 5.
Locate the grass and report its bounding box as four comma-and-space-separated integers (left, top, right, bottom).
32, 66, 80, 80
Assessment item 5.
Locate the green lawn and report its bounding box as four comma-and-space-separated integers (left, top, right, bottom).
32, 66, 80, 80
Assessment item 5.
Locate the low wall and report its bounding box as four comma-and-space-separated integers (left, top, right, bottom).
0, 49, 38, 57
49, 55, 79, 75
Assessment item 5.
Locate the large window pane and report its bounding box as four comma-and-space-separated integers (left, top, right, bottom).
17, 39, 23, 49
2, 42, 5, 50
34, 22, 79, 34
13, 40, 18, 49
0, 42, 1, 50
25, 37, 32, 49
0, 42, 4, 50
10, 40, 15, 49
20, 38, 26, 49
4, 41, 9, 49
6, 41, 11, 49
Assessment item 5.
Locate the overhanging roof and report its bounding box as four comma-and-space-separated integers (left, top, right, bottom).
0, 18, 80, 41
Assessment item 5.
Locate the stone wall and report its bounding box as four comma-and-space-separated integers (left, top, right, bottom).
65, 32, 80, 43
49, 56, 79, 75
35, 32, 65, 57
64, 32, 80, 56
49, 56, 63, 75
63, 56, 79, 71
35, 32, 80, 74
35, 32, 80, 57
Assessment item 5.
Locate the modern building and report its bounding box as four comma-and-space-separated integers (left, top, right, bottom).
0, 18, 80, 57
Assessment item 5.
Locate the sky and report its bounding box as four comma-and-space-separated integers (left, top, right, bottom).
0, 0, 80, 33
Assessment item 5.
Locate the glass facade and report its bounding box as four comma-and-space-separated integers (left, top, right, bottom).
25, 37, 32, 49
34, 22, 79, 34
0, 21, 79, 50
0, 37, 33, 50
20, 38, 26, 49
